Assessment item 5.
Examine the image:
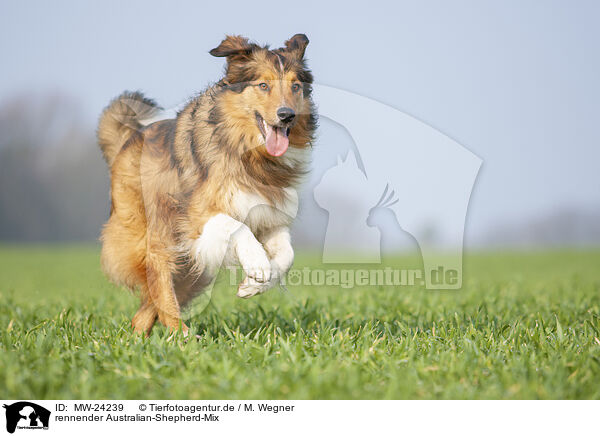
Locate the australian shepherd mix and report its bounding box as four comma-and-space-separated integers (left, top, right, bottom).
97, 34, 316, 336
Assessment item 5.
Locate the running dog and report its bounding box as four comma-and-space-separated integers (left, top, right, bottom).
97, 34, 316, 336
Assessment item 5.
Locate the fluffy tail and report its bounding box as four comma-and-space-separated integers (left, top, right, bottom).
97, 91, 161, 166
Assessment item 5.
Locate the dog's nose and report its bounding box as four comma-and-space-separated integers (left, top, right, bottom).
277, 107, 295, 123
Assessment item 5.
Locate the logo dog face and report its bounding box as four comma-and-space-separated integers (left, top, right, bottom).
210, 34, 314, 156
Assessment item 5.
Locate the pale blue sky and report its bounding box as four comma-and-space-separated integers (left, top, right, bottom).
1, 0, 599, 244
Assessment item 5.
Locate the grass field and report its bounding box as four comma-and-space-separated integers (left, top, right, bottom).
1, 245, 599, 399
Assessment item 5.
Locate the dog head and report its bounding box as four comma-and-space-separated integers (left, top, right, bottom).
210, 34, 315, 157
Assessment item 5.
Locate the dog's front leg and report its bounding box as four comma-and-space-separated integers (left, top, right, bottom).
195, 213, 271, 284
263, 226, 294, 280
237, 226, 294, 298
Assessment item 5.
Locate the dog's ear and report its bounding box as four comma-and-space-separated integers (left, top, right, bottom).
210, 35, 256, 58
284, 34, 309, 59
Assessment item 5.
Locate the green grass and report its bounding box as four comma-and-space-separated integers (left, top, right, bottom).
1, 245, 599, 399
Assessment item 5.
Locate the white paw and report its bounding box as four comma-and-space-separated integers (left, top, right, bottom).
237, 276, 271, 299
236, 233, 271, 283
241, 256, 272, 283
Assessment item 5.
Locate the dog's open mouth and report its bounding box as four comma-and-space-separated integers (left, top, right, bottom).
256, 112, 290, 157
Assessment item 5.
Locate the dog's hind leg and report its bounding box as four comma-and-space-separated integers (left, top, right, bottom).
144, 243, 189, 336
131, 298, 158, 336
101, 212, 161, 334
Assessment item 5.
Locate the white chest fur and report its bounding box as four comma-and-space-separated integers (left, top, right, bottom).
231, 188, 299, 233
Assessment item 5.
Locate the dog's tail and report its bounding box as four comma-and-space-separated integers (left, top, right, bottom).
97, 91, 161, 166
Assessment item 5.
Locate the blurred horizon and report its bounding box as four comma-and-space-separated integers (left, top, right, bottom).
1, 1, 599, 250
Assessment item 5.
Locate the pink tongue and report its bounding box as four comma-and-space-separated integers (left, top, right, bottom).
265, 125, 289, 156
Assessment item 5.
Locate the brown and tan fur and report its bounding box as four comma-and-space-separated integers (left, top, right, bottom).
98, 34, 316, 336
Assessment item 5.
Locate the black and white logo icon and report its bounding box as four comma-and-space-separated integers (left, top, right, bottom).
3, 402, 50, 434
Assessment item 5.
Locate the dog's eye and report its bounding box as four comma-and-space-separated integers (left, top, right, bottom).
292, 83, 301, 93
259, 82, 269, 91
